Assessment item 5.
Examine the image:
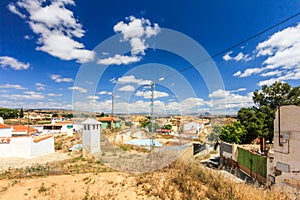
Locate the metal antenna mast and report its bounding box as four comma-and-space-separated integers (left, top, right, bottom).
111, 92, 114, 117
150, 82, 155, 149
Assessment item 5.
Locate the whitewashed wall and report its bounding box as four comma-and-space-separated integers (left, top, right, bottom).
272, 105, 300, 183
31, 137, 55, 157
0, 136, 54, 158
0, 127, 12, 137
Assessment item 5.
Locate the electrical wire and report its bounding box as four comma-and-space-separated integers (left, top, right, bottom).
159, 11, 300, 81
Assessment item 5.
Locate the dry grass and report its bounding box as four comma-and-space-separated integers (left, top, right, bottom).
0, 154, 112, 180
135, 161, 290, 200
0, 153, 292, 199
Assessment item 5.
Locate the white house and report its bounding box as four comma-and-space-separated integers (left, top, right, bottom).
182, 121, 204, 134
0, 123, 12, 138
268, 105, 300, 186
51, 117, 67, 124
0, 123, 54, 158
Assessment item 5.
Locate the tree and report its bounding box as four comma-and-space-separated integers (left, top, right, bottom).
253, 82, 300, 109
140, 120, 150, 128
220, 121, 247, 144
207, 125, 222, 141
62, 113, 73, 119
253, 82, 300, 140
237, 107, 265, 143
163, 124, 172, 130
0, 108, 19, 119
19, 108, 24, 118
238, 82, 300, 143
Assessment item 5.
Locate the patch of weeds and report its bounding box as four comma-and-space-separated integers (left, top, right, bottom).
25, 163, 50, 177
83, 176, 92, 185
120, 144, 133, 151
202, 154, 210, 160
0, 186, 8, 193
38, 183, 48, 194
10, 179, 20, 186
83, 186, 90, 200
210, 150, 217, 154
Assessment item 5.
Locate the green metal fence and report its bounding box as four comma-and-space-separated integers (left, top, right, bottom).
238, 147, 267, 178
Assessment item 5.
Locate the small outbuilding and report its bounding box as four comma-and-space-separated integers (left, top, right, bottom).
81, 118, 101, 155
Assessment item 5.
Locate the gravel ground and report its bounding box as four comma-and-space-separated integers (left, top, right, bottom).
0, 152, 71, 172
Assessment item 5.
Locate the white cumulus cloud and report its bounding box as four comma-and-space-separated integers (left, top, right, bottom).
223, 51, 251, 62
98, 16, 160, 66
87, 95, 99, 100
135, 90, 168, 99
68, 86, 87, 93
50, 74, 73, 83
114, 16, 160, 55
117, 75, 151, 85
97, 54, 141, 65
118, 85, 135, 92
235, 22, 300, 85
0, 56, 30, 70
98, 91, 112, 95
2, 91, 45, 100
9, 0, 95, 63
35, 82, 46, 90
0, 84, 27, 90
48, 93, 62, 97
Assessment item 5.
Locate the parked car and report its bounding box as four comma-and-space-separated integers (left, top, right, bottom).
69, 144, 83, 152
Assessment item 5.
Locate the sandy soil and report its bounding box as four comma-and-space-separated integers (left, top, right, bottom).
0, 172, 144, 200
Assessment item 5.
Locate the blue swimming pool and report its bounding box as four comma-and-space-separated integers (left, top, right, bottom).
125, 139, 163, 147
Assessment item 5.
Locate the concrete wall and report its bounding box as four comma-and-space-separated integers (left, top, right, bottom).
0, 136, 54, 158
272, 105, 300, 184
220, 142, 240, 167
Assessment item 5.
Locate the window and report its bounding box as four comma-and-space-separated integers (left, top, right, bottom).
84, 125, 86, 130
93, 125, 95, 130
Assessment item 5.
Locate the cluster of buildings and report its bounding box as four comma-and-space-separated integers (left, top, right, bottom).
1, 104, 299, 192
0, 117, 55, 158
0, 112, 211, 158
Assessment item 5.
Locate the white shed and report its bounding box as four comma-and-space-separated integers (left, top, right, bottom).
81, 118, 101, 155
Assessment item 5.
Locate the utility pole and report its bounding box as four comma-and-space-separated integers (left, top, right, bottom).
27, 109, 30, 136
111, 92, 114, 117
111, 92, 114, 130
150, 82, 155, 149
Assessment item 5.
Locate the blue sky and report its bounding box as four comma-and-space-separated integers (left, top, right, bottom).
1, 0, 300, 115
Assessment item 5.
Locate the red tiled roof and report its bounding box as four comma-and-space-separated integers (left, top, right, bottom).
12, 125, 37, 135
33, 135, 53, 143
98, 117, 121, 122
0, 123, 10, 129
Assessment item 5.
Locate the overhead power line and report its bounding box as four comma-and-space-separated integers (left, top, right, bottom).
159, 11, 300, 81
